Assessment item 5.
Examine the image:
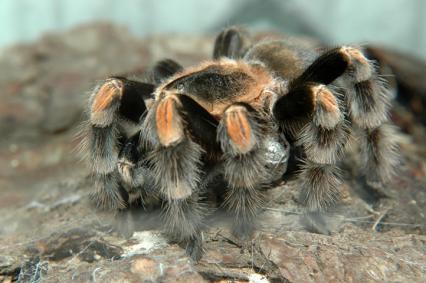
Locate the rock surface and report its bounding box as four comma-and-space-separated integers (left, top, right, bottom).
0, 23, 425, 283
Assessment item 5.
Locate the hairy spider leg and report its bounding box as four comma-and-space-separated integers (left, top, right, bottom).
141, 92, 221, 261
275, 85, 346, 231
274, 49, 353, 233
213, 26, 249, 59
274, 46, 398, 233
298, 87, 348, 214
85, 77, 154, 209
84, 58, 183, 209
217, 103, 271, 239
339, 46, 399, 187
151, 59, 184, 85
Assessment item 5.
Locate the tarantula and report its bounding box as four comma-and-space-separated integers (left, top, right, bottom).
82, 27, 399, 260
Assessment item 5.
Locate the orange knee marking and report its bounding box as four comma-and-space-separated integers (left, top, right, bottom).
92, 79, 123, 113
225, 106, 254, 153
340, 46, 368, 65
313, 85, 338, 113
156, 96, 183, 146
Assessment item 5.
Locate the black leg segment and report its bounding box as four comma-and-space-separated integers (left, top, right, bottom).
213, 27, 247, 59
152, 59, 183, 84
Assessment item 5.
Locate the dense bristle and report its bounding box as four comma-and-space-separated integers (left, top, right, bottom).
77, 32, 403, 262
90, 79, 123, 127
298, 161, 342, 212
362, 123, 400, 186
223, 186, 262, 239
340, 46, 373, 83
223, 185, 263, 219
148, 140, 204, 201
298, 120, 350, 164
346, 77, 391, 129
82, 77, 154, 211
162, 195, 206, 241
224, 148, 268, 187
89, 125, 119, 174
90, 173, 126, 210
218, 105, 270, 188
155, 95, 185, 147
312, 85, 343, 129
217, 103, 271, 240
337, 47, 399, 187
162, 195, 207, 261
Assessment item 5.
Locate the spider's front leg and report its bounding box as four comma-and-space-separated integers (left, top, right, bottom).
84, 59, 184, 211
141, 93, 219, 261
116, 131, 157, 205
217, 103, 270, 239
84, 77, 155, 209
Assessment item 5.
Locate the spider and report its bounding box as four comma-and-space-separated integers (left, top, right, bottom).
82, 27, 399, 261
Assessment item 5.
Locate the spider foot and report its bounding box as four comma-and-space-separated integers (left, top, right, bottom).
163, 197, 206, 261
90, 173, 127, 210
231, 218, 255, 241
114, 210, 135, 239
301, 211, 333, 236
184, 234, 204, 262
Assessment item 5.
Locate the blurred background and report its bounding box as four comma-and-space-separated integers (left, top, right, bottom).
1, 0, 426, 59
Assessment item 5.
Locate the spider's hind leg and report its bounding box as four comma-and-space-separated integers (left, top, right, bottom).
84, 77, 154, 210
151, 59, 183, 85
218, 103, 270, 240
213, 26, 249, 59
274, 82, 349, 234
339, 46, 399, 188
